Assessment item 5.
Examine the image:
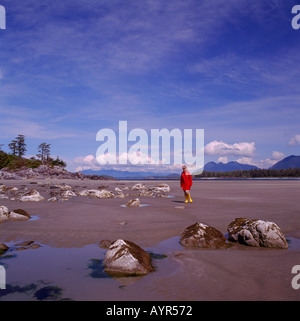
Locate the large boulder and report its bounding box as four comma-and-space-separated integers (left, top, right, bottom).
0, 206, 9, 222
9, 209, 31, 221
103, 239, 155, 276
20, 189, 45, 202
227, 218, 288, 249
180, 222, 229, 249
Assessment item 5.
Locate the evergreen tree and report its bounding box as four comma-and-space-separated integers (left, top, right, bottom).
15, 134, 27, 157
37, 143, 51, 164
8, 140, 18, 156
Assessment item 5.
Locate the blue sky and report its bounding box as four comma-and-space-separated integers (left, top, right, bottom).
0, 0, 300, 172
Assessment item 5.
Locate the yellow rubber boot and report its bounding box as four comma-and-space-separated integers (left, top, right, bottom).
188, 194, 193, 203
184, 194, 188, 203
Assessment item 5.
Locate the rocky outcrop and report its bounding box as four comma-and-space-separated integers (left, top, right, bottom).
103, 239, 154, 276
0, 165, 115, 180
180, 222, 229, 249
227, 218, 288, 249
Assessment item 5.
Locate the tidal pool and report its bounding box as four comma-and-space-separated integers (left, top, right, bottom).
0, 237, 180, 301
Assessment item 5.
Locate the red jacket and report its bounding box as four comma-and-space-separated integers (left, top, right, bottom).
180, 171, 193, 190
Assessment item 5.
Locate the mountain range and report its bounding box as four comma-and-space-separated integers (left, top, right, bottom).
80, 155, 300, 178
270, 155, 300, 170
203, 161, 258, 172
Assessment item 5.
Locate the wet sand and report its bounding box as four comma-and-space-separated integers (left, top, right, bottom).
1, 179, 300, 300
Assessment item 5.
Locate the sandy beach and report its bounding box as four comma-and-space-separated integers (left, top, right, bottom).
1, 179, 300, 301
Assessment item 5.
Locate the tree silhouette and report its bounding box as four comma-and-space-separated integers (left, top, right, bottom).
8, 140, 18, 156
15, 134, 27, 157
37, 143, 51, 164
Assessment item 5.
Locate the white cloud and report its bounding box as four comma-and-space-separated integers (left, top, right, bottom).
271, 151, 286, 160
205, 140, 256, 157
288, 135, 300, 146
236, 150, 286, 169
218, 156, 228, 164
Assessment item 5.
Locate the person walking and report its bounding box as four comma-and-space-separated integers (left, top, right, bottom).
180, 165, 193, 203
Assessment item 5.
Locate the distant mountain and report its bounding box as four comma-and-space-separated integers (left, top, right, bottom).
80, 169, 180, 179
81, 161, 260, 178
204, 161, 259, 172
270, 155, 300, 170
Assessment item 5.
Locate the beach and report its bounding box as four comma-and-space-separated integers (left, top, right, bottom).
1, 179, 300, 301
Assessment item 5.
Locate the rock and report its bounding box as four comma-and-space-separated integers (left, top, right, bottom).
51, 184, 72, 191
15, 243, 41, 251
47, 197, 57, 202
227, 218, 288, 249
0, 169, 23, 179
0, 185, 18, 199
60, 190, 77, 198
103, 239, 154, 276
20, 189, 45, 202
6, 186, 18, 192
131, 183, 146, 190
125, 198, 140, 207
15, 241, 34, 246
27, 244, 41, 250
138, 190, 154, 197
78, 189, 114, 199
9, 209, 31, 221
99, 240, 112, 249
115, 192, 125, 199
152, 184, 170, 193
0, 242, 9, 252
180, 222, 229, 249
0, 206, 10, 222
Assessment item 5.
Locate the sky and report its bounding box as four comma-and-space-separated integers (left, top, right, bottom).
0, 0, 300, 173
